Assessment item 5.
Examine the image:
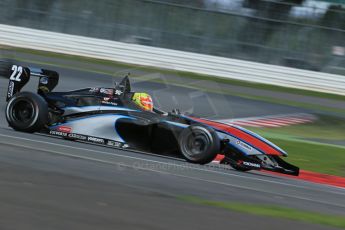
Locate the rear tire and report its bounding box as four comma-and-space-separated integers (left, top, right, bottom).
5, 92, 48, 133
178, 125, 220, 164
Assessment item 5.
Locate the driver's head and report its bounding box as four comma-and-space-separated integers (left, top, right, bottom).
132, 92, 153, 112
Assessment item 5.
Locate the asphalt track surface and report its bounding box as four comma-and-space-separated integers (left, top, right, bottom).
0, 58, 345, 229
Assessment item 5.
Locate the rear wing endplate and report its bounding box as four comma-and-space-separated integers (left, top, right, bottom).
6, 65, 59, 101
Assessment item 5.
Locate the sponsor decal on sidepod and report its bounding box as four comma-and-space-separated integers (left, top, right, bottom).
57, 126, 72, 133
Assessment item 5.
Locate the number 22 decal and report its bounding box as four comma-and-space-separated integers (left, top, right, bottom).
10, 65, 23, 82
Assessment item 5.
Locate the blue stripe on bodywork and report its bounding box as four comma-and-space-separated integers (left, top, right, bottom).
49, 114, 135, 142
231, 124, 287, 156
217, 129, 268, 155
163, 121, 189, 128
64, 106, 138, 112
113, 115, 136, 142
50, 114, 134, 128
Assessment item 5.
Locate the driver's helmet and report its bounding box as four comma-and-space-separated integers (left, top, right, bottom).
132, 92, 153, 112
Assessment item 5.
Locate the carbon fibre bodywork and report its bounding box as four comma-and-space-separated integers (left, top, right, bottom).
5, 65, 299, 176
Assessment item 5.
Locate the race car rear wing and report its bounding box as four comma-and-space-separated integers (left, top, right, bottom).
6, 65, 59, 101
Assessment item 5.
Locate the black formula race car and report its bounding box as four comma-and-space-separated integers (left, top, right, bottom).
4, 65, 299, 175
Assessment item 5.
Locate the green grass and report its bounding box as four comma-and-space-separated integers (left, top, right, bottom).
3, 46, 345, 102
250, 115, 345, 141
248, 115, 345, 176
179, 196, 345, 229
269, 138, 345, 176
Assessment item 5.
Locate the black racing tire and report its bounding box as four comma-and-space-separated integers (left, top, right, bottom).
178, 125, 220, 164
5, 92, 48, 133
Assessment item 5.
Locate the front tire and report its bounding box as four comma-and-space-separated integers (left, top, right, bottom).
178, 125, 220, 164
5, 92, 48, 133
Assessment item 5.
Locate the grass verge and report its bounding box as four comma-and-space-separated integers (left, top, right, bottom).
249, 115, 345, 176
269, 138, 345, 176
178, 196, 345, 229
250, 115, 345, 141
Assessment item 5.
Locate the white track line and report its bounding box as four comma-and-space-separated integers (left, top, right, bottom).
0, 132, 344, 196
1, 134, 345, 209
